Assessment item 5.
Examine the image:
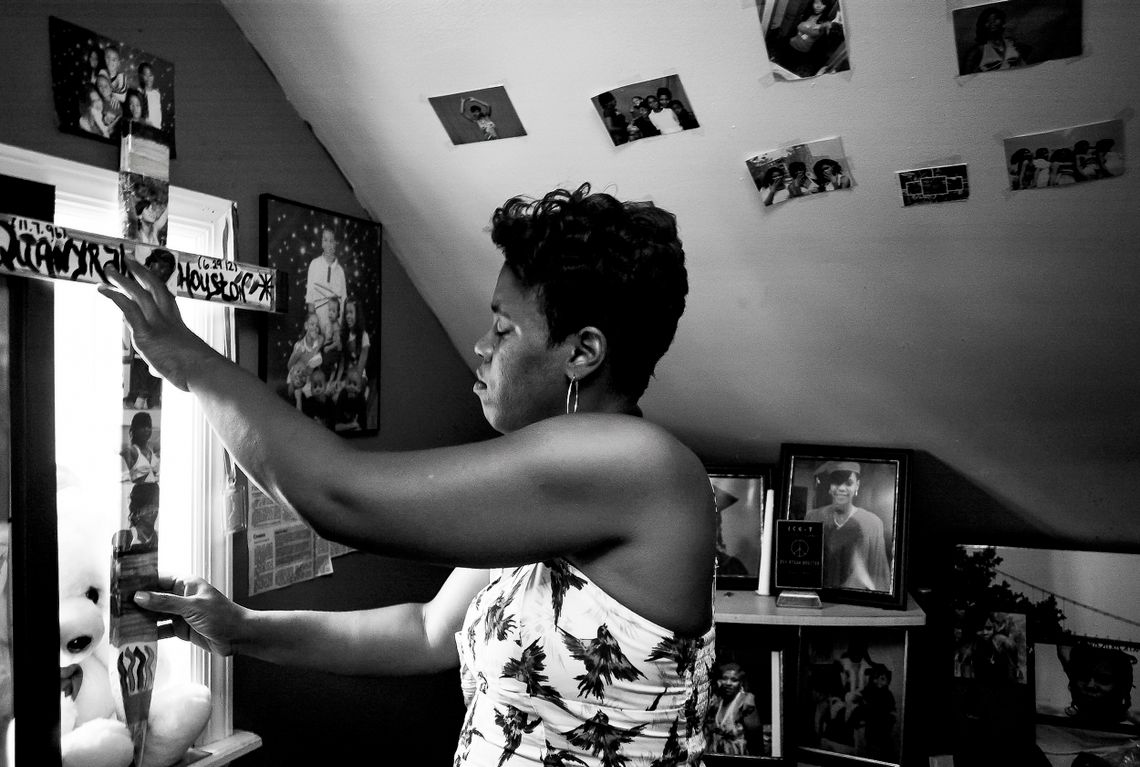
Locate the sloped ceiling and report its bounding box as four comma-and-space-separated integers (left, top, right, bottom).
220, 0, 1140, 546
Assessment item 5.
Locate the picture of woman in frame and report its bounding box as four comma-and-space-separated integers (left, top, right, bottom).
804, 460, 891, 593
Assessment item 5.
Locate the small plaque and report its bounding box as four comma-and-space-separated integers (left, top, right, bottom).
774, 519, 823, 591
776, 589, 822, 609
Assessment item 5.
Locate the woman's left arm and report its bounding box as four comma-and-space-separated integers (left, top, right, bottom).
101, 261, 707, 566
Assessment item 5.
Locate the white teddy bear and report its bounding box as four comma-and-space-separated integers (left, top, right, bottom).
57, 488, 212, 767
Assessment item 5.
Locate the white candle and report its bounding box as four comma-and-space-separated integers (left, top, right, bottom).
756, 488, 775, 595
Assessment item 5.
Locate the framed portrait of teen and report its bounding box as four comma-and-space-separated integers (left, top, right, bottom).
777, 444, 911, 609
709, 466, 772, 591
259, 194, 382, 436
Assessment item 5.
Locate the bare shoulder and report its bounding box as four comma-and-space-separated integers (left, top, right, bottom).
511, 414, 711, 511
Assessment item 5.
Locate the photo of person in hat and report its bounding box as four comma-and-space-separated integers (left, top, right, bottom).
804, 461, 890, 591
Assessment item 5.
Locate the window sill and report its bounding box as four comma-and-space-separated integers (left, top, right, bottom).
182, 731, 262, 766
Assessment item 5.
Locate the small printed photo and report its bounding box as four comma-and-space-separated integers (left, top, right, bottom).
49, 16, 176, 153
590, 74, 700, 146
428, 85, 527, 145
1036, 639, 1140, 735
798, 630, 906, 766
119, 171, 169, 246
1004, 118, 1125, 191
950, 0, 1083, 76
705, 623, 783, 761
757, 0, 849, 81
951, 610, 1028, 685
897, 164, 970, 207
746, 136, 853, 207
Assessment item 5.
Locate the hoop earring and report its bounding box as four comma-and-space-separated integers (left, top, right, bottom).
565, 375, 579, 415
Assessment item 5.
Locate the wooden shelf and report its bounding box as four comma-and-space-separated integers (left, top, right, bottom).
180, 730, 262, 766
715, 590, 926, 627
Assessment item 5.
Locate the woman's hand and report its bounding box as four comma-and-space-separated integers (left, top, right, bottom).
98, 260, 216, 391
134, 575, 249, 657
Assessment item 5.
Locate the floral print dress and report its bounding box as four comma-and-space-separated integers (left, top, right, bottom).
453, 559, 715, 767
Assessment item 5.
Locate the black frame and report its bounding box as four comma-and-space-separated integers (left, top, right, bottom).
259, 194, 382, 436
777, 444, 911, 610
709, 465, 773, 591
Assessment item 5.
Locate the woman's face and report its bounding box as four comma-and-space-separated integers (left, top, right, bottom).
829, 473, 858, 505
96, 75, 112, 101
141, 201, 162, 224
345, 302, 358, 328
104, 49, 121, 76
1075, 661, 1119, 703
813, 0, 827, 13
718, 668, 743, 697
127, 94, 144, 120
473, 266, 570, 434
132, 423, 152, 446
984, 12, 1005, 36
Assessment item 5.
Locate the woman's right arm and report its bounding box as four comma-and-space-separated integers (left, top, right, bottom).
137, 567, 489, 676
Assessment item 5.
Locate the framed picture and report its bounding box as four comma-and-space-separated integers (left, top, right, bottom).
710, 466, 772, 591
705, 623, 792, 763
48, 16, 177, 154
259, 195, 382, 435
777, 444, 911, 609
953, 545, 1140, 751
796, 628, 908, 767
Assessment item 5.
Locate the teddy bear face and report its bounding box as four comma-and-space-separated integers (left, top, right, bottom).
60, 583, 106, 668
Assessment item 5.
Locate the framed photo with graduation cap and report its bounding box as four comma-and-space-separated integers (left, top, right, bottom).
777, 444, 911, 609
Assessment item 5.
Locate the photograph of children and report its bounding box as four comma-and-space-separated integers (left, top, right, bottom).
782, 456, 896, 595
705, 623, 783, 761
1036, 640, 1140, 735
952, 546, 1140, 756
757, 0, 849, 81
119, 171, 169, 246
1004, 118, 1125, 191
798, 630, 906, 765
746, 137, 853, 207
428, 85, 527, 145
48, 16, 176, 153
951, 610, 1028, 684
897, 164, 970, 207
950, 0, 1082, 76
590, 74, 700, 146
710, 470, 769, 589
260, 195, 382, 435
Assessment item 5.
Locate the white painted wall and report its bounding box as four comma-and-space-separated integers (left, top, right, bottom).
222, 0, 1140, 548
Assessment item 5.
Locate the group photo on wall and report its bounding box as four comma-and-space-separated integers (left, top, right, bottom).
260, 195, 382, 435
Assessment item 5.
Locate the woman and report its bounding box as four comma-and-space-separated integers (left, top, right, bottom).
1008, 148, 1033, 190
804, 462, 889, 591
101, 184, 717, 766
121, 411, 159, 484
758, 165, 790, 206
812, 159, 852, 192
77, 84, 110, 137
705, 662, 762, 755
964, 7, 1025, 73
971, 613, 1020, 683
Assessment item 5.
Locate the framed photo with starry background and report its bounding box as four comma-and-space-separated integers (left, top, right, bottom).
259, 194, 382, 436
48, 16, 177, 154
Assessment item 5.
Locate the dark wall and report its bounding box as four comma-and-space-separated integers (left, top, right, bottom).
0, 3, 496, 764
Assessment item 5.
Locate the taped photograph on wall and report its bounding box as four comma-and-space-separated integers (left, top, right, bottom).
746, 137, 853, 208
757, 0, 849, 81
260, 195, 382, 435
1004, 119, 1125, 191
590, 74, 700, 146
777, 444, 910, 609
428, 85, 527, 145
709, 467, 771, 591
897, 164, 969, 207
949, 0, 1083, 76
48, 16, 176, 154
704, 622, 790, 763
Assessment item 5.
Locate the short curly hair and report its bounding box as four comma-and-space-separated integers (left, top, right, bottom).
490, 183, 688, 399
